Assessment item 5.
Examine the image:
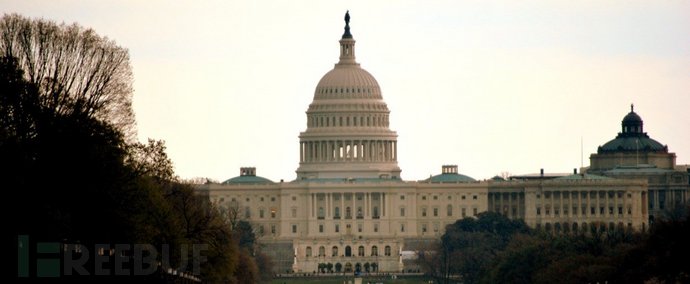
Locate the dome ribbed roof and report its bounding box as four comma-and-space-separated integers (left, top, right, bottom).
313, 66, 382, 100
597, 105, 668, 154
317, 67, 379, 88
599, 137, 666, 153
222, 175, 274, 185
426, 173, 476, 183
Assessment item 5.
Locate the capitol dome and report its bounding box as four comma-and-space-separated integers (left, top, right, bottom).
296, 11, 401, 180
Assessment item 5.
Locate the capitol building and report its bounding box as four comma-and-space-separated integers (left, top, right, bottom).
197, 12, 690, 274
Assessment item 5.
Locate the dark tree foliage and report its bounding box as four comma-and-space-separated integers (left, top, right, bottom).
421, 212, 531, 284
0, 13, 135, 139
3, 14, 271, 282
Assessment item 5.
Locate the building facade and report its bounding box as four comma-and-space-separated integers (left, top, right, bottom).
196, 12, 685, 274
584, 105, 690, 222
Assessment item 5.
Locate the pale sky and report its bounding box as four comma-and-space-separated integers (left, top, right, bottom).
3, 0, 689, 182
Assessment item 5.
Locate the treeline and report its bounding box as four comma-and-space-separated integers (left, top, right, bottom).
420, 210, 690, 284
2, 13, 268, 282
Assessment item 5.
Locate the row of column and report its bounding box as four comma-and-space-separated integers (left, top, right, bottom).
310, 192, 387, 219
300, 140, 397, 163
537, 190, 632, 217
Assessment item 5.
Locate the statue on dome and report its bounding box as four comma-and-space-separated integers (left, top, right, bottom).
342, 10, 353, 39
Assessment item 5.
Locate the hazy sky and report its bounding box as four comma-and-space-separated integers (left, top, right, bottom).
3, 0, 689, 182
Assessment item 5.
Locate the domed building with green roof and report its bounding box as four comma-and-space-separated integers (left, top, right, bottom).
196, 12, 682, 275
586, 105, 690, 221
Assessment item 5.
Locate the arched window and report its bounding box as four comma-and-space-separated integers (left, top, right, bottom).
306, 246, 312, 257
332, 246, 339, 257
384, 246, 391, 256
345, 246, 352, 257
319, 246, 325, 257
371, 246, 378, 256
358, 246, 365, 256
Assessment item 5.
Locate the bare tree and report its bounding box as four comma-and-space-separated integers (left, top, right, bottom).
0, 13, 135, 139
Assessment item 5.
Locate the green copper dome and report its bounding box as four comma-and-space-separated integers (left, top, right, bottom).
425, 165, 476, 183
222, 167, 274, 184
598, 105, 668, 154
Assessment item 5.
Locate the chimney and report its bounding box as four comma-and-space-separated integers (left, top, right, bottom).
573, 168, 577, 174
540, 168, 544, 177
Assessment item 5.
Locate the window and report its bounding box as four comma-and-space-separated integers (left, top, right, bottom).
374, 223, 379, 233
271, 208, 276, 218
358, 223, 363, 233
422, 224, 427, 232
433, 223, 439, 232
358, 246, 365, 256
335, 224, 340, 233
246, 198, 250, 202
433, 195, 438, 200
271, 197, 275, 202
537, 207, 541, 215
473, 208, 478, 216
372, 246, 378, 256
346, 207, 352, 219
401, 223, 405, 232
422, 196, 427, 200
335, 207, 341, 219
332, 246, 339, 257
292, 196, 296, 201
422, 208, 427, 217
291, 208, 297, 218
385, 246, 391, 256
447, 205, 453, 216
448, 195, 452, 200
618, 207, 623, 215
357, 207, 363, 219
271, 224, 276, 234
400, 195, 405, 200
306, 247, 312, 257
373, 206, 379, 218
318, 207, 325, 219
319, 224, 324, 233
400, 207, 405, 217
245, 207, 251, 219
462, 195, 466, 200
473, 195, 477, 200
259, 209, 265, 218
433, 207, 439, 217
260, 197, 264, 202
319, 246, 325, 257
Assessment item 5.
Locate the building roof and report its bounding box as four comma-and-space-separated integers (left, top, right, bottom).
598, 105, 668, 154
554, 173, 611, 180
222, 167, 274, 184
222, 175, 274, 185
425, 173, 477, 183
